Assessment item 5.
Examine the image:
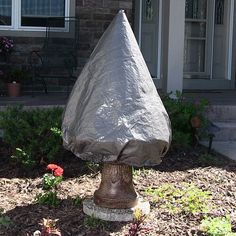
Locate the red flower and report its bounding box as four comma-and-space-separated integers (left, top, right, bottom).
54, 167, 64, 177
47, 164, 59, 171
47, 164, 64, 177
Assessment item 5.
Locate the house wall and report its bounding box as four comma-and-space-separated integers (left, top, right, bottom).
76, 0, 133, 71
1, 1, 235, 93
0, 0, 134, 78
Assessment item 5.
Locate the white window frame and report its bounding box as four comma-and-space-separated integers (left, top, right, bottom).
0, 0, 70, 32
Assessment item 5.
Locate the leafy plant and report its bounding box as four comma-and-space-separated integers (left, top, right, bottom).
42, 164, 63, 189
74, 196, 83, 207
0, 106, 63, 167
132, 167, 151, 177
8, 68, 28, 83
36, 164, 63, 207
0, 208, 11, 228
200, 216, 236, 236
84, 215, 106, 228
162, 91, 209, 146
33, 218, 61, 236
0, 37, 13, 54
36, 191, 60, 207
126, 208, 149, 236
12, 147, 36, 167
85, 161, 100, 174
145, 183, 212, 214
0, 216, 11, 227
50, 127, 62, 136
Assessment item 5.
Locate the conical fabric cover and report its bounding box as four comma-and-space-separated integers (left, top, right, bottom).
62, 10, 171, 167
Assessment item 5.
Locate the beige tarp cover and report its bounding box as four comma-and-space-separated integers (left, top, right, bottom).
62, 10, 171, 167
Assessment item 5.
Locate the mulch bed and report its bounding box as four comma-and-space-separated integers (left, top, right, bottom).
0, 140, 236, 236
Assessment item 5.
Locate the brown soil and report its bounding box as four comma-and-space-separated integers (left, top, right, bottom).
0, 141, 236, 236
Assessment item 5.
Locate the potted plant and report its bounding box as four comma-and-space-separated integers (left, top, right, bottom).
190, 100, 209, 129
0, 68, 28, 97
190, 115, 202, 128
7, 68, 25, 97
6, 68, 26, 97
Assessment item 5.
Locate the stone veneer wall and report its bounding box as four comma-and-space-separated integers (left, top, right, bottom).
76, 0, 134, 72
7, 0, 134, 83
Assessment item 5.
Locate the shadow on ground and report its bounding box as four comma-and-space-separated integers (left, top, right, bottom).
0, 198, 126, 236
0, 141, 101, 179
153, 144, 236, 173
1, 138, 235, 179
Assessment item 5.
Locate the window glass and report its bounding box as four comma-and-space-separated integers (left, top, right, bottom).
215, 0, 224, 24
185, 0, 207, 19
21, 0, 65, 27
0, 0, 12, 26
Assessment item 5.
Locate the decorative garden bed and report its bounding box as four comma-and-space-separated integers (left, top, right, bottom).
0, 142, 235, 236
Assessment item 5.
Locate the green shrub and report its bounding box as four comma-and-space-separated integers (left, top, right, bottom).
162, 91, 209, 146
200, 216, 236, 236
0, 106, 63, 167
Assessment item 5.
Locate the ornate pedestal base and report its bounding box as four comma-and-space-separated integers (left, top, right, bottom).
94, 163, 138, 209
83, 198, 150, 222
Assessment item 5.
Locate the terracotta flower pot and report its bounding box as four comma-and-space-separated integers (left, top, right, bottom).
190, 116, 201, 128
7, 82, 21, 97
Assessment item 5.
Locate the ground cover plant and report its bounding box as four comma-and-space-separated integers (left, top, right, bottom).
200, 216, 236, 236
145, 182, 212, 214
0, 102, 235, 235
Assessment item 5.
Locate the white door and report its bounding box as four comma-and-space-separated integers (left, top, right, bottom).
134, 0, 161, 80
183, 0, 234, 89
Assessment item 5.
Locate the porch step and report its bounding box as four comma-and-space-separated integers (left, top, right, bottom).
211, 121, 236, 141
206, 105, 236, 121
205, 105, 236, 141
203, 104, 236, 161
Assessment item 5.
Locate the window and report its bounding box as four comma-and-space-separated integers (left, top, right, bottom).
0, 0, 70, 30
184, 0, 208, 74
215, 0, 224, 25
0, 0, 12, 26
184, 0, 215, 79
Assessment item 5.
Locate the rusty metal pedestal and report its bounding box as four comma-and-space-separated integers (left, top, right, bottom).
82, 163, 150, 221
94, 163, 138, 209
